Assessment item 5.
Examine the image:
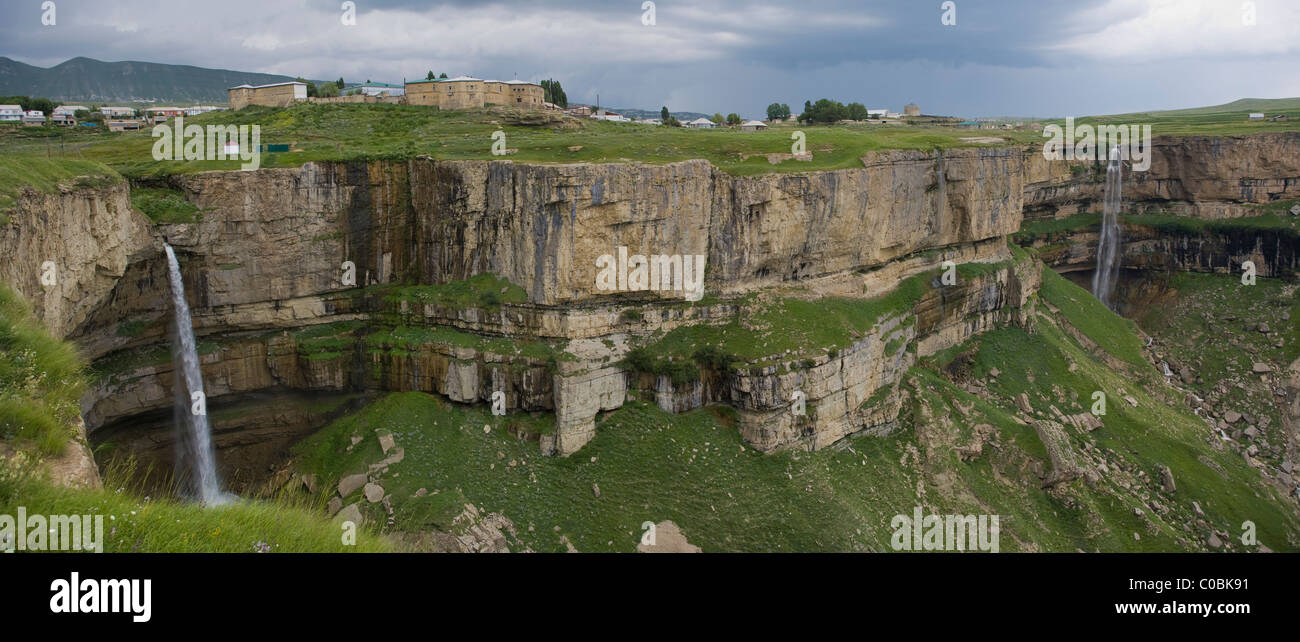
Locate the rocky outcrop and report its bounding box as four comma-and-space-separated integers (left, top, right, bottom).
1029, 221, 1297, 280
0, 180, 155, 341
1024, 132, 1300, 221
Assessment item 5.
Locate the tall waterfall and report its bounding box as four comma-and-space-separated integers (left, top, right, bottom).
164, 244, 225, 505
1092, 146, 1124, 309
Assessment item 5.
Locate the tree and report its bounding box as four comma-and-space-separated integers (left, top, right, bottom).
846, 102, 869, 121
765, 103, 790, 121
426, 71, 435, 80
711, 113, 725, 124
439, 73, 448, 79
661, 106, 669, 121
338, 77, 346, 89
800, 98, 849, 124
318, 82, 341, 98
726, 113, 742, 126
540, 79, 568, 108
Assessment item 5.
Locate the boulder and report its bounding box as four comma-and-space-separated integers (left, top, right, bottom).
363, 482, 385, 503
338, 473, 368, 497
333, 503, 364, 527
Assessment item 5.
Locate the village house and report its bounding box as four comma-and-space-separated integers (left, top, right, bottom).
99, 106, 135, 118
145, 107, 186, 124
22, 110, 46, 126
686, 117, 717, 129
0, 104, 22, 122
52, 105, 88, 116
740, 120, 767, 131
108, 120, 142, 132
227, 81, 308, 110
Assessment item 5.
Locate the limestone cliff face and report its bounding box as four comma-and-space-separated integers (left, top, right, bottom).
710, 147, 1023, 288
1025, 132, 1300, 221
7, 147, 1034, 462
0, 181, 155, 341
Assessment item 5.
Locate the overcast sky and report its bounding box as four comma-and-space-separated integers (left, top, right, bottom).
3, 0, 1299, 117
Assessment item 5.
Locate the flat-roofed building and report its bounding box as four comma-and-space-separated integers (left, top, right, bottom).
0, 104, 21, 121
100, 106, 135, 118
405, 76, 544, 110
228, 81, 308, 110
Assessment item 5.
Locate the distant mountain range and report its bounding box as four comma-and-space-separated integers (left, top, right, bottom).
0, 56, 309, 104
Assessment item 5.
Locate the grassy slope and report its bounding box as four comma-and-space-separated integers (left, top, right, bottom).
289, 263, 1299, 552
0, 155, 119, 222
0, 467, 390, 552
0, 286, 85, 454
1135, 270, 1299, 437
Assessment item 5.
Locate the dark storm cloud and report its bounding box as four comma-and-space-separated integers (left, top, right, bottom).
0, 0, 1297, 117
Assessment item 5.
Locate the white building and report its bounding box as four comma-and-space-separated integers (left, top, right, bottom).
867, 108, 888, 118
22, 110, 46, 125
1248, 112, 1265, 121
0, 104, 22, 121
184, 105, 221, 116
740, 120, 768, 131
687, 117, 717, 129
53, 105, 88, 116
99, 106, 135, 118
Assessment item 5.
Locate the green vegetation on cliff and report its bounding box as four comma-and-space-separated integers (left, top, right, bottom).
0, 156, 119, 224
289, 261, 1299, 552
1016, 208, 1300, 244
0, 285, 86, 454
129, 186, 200, 224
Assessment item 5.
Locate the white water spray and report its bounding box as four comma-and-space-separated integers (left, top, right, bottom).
1092, 146, 1124, 309
164, 244, 226, 505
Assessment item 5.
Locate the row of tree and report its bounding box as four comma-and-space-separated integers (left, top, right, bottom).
798, 99, 872, 123
0, 95, 60, 115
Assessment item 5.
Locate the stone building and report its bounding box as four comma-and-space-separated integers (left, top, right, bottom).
228, 81, 309, 110
404, 76, 544, 110
904, 103, 921, 117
